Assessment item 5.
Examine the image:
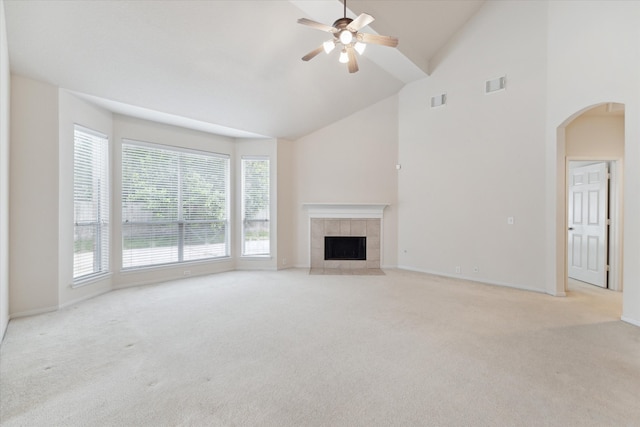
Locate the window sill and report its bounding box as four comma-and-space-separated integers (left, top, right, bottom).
72, 272, 112, 289
240, 255, 272, 260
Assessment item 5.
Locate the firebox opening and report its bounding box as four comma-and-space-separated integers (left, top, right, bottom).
324, 236, 366, 261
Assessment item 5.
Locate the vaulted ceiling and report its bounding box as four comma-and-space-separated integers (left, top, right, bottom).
4, 0, 484, 139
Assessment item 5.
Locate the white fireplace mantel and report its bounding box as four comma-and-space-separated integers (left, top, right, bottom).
302, 203, 388, 219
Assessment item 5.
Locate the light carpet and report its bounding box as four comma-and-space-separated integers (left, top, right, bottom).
1, 269, 639, 426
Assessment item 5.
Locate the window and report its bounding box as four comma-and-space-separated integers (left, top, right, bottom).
241, 157, 270, 256
122, 140, 229, 269
74, 126, 109, 280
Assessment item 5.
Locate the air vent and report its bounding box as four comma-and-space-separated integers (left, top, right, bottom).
431, 93, 447, 108
485, 76, 506, 93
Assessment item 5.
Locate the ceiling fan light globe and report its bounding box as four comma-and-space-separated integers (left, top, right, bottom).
354, 41, 366, 55
339, 49, 349, 63
339, 30, 353, 45
323, 40, 336, 54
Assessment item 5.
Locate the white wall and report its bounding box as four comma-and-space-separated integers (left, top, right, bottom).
9, 75, 60, 316
545, 0, 640, 325
397, 0, 548, 291
0, 0, 10, 339
9, 79, 116, 317
276, 139, 294, 270
292, 95, 399, 268
58, 90, 114, 307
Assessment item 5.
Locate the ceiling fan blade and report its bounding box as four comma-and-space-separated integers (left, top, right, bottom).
359, 33, 399, 48
302, 45, 324, 62
347, 13, 374, 32
297, 18, 338, 33
347, 47, 359, 73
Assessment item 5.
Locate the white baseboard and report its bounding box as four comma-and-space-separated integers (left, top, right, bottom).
621, 316, 640, 328
236, 266, 278, 272
10, 288, 113, 320
10, 305, 58, 319
114, 266, 236, 290
58, 288, 112, 310
396, 265, 545, 294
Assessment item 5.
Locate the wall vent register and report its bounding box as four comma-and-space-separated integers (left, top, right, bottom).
485, 76, 507, 93
431, 93, 447, 108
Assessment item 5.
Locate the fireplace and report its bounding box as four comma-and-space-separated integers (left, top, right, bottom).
325, 236, 366, 260
309, 217, 380, 270
303, 203, 387, 273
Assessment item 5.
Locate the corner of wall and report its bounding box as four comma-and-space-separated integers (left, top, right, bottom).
9, 75, 60, 317
276, 138, 294, 270
0, 0, 11, 341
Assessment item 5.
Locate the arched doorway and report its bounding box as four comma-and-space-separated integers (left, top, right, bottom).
556, 102, 625, 300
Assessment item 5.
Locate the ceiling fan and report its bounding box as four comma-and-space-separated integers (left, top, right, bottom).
298, 0, 399, 73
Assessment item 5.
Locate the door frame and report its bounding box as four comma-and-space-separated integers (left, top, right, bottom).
565, 157, 623, 292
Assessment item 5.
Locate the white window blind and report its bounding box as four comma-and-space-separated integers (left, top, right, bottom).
74, 125, 109, 280
241, 157, 270, 256
122, 140, 230, 269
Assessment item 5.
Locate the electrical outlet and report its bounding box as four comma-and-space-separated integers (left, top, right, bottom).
455, 266, 461, 274
473, 266, 479, 273
507, 216, 515, 225
282, 258, 287, 266
183, 270, 191, 276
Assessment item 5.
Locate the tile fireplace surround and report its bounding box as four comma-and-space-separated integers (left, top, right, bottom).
303, 204, 387, 275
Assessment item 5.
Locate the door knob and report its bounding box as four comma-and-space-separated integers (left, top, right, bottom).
568, 227, 574, 231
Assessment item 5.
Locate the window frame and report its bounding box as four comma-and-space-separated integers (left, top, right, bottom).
73, 125, 110, 284
121, 139, 230, 270
241, 156, 271, 257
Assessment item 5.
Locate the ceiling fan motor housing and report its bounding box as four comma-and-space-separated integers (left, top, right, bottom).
332, 17, 353, 30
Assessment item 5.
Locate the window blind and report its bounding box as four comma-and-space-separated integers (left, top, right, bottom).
122, 140, 229, 269
74, 125, 109, 280
241, 157, 270, 256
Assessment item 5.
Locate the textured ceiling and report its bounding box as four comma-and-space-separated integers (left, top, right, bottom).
4, 0, 484, 139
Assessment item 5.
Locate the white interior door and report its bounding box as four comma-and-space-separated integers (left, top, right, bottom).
568, 162, 608, 287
